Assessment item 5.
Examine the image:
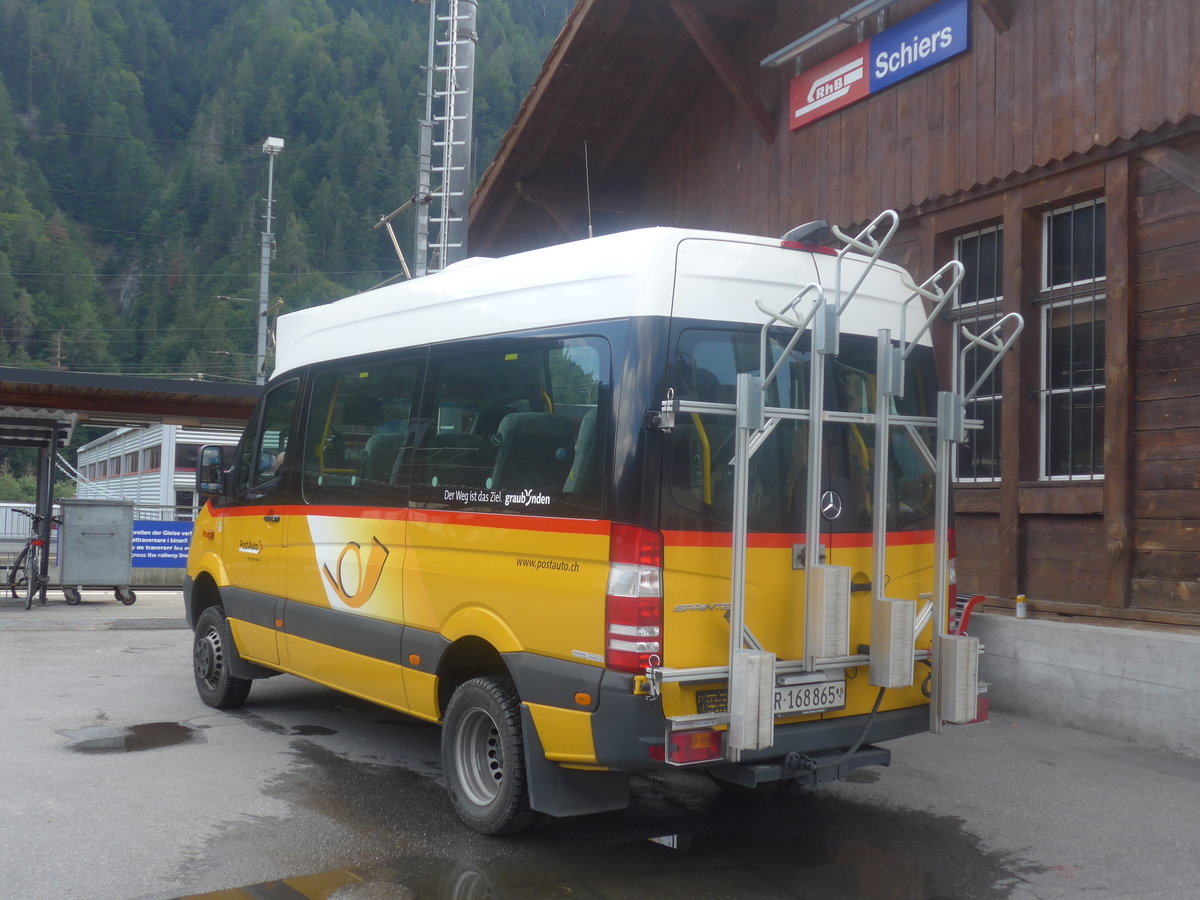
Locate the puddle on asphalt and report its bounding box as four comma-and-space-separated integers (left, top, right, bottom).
177, 822, 1017, 899
290, 725, 339, 736
61, 722, 204, 754
176, 737, 1020, 899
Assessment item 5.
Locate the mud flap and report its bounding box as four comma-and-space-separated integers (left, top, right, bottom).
227, 654, 279, 681
521, 706, 630, 817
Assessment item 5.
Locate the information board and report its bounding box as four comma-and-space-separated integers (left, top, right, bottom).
132, 520, 192, 568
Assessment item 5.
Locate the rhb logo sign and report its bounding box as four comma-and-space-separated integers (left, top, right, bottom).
791, 45, 869, 129
789, 0, 969, 131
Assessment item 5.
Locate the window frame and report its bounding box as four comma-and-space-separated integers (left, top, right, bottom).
300, 353, 427, 508
950, 223, 1005, 483
1037, 198, 1106, 482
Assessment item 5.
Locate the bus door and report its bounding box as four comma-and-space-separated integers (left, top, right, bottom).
282, 356, 424, 710
221, 379, 299, 666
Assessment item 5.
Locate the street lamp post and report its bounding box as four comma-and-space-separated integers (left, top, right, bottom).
257, 136, 285, 385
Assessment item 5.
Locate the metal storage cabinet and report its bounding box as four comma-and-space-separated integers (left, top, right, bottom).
59, 500, 136, 605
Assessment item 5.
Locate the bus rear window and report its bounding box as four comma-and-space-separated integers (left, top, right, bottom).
667, 328, 936, 534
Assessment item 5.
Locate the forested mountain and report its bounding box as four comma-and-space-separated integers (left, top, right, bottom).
0, 0, 570, 383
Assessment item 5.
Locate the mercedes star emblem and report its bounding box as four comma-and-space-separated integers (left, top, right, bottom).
820, 490, 843, 520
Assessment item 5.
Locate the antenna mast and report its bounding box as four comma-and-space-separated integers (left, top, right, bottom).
415, 0, 477, 276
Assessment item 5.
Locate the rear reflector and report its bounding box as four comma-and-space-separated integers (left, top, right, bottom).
667, 728, 723, 764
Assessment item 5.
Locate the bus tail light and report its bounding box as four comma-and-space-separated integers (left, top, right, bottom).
667, 728, 723, 764
605, 524, 663, 674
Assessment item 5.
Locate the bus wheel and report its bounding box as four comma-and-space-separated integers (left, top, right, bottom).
193, 606, 252, 709
442, 676, 537, 834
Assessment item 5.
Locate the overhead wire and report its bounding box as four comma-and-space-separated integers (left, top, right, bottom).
0, 123, 420, 167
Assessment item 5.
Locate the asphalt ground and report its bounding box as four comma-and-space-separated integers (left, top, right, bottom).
0, 587, 188, 631
1, 591, 1199, 899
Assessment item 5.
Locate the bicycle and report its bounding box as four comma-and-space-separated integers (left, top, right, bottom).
6, 509, 61, 610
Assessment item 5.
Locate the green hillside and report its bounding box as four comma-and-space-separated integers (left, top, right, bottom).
0, 0, 569, 383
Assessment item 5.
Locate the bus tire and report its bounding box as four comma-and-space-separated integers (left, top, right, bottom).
442, 676, 537, 834
193, 606, 252, 709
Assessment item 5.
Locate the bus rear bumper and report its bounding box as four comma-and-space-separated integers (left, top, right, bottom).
591, 670, 928, 774
706, 744, 892, 789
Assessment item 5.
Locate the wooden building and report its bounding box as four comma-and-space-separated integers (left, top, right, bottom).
469, 0, 1200, 635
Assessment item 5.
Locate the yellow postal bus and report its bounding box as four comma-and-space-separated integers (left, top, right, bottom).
187, 216, 1010, 833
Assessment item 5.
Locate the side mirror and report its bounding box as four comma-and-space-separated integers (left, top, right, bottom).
197, 445, 231, 498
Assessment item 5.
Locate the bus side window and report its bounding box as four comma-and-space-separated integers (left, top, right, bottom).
238, 380, 299, 494
411, 337, 607, 515
301, 358, 422, 506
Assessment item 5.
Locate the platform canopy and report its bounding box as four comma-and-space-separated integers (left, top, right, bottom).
0, 407, 77, 452
0, 367, 261, 446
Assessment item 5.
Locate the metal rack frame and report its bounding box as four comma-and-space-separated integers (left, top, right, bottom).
648, 211, 1024, 759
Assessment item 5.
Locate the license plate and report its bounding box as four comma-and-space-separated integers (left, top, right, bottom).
694, 679, 846, 716
774, 680, 846, 715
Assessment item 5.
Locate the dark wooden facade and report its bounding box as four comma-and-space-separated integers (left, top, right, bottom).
470, 0, 1200, 629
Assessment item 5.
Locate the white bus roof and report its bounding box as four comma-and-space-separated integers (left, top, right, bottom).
274, 227, 932, 377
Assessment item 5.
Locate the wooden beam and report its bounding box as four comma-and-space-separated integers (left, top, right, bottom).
597, 28, 693, 176
517, 180, 639, 213
972, 594, 1200, 628
976, 0, 1012, 32
1140, 146, 1200, 194
518, 182, 578, 239
998, 190, 1027, 598
669, 0, 775, 144
475, 190, 522, 257
1102, 156, 1135, 609
649, 0, 775, 24
471, 0, 634, 249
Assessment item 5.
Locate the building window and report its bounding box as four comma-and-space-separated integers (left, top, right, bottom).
175, 444, 201, 470
1040, 199, 1105, 480
97, 459, 108, 478
111, 456, 121, 477
125, 452, 139, 474
951, 225, 1004, 481
144, 446, 162, 470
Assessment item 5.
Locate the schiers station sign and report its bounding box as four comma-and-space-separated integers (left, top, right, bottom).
789, 0, 970, 131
